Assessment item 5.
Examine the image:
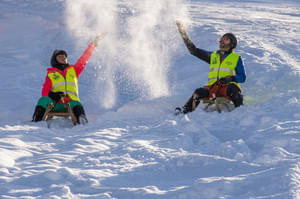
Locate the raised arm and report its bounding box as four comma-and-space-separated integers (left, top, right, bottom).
176, 21, 210, 64
74, 33, 106, 77
73, 42, 95, 77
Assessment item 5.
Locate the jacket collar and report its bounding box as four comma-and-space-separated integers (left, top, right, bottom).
47, 65, 73, 75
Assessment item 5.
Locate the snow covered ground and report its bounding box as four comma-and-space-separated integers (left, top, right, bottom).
1, 0, 300, 198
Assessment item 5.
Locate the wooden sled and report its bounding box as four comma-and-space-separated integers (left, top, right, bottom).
42, 102, 77, 125
202, 96, 234, 113
191, 94, 234, 113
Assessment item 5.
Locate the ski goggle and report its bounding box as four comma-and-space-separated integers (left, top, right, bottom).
219, 36, 230, 43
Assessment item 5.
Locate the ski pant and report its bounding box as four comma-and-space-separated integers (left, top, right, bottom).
32, 96, 86, 122
182, 83, 243, 114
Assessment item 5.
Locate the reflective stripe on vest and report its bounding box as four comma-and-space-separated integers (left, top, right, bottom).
208, 52, 241, 89
48, 67, 80, 101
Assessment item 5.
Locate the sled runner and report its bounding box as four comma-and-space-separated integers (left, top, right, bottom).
175, 96, 234, 115
202, 95, 235, 113
42, 102, 77, 125
193, 82, 236, 113
198, 82, 236, 113
175, 82, 237, 115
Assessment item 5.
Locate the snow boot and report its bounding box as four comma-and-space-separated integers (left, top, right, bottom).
73, 105, 88, 125
175, 107, 183, 115
32, 105, 46, 122
78, 114, 88, 125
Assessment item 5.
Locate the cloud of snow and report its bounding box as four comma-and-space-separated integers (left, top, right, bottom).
65, 0, 118, 108
65, 0, 190, 108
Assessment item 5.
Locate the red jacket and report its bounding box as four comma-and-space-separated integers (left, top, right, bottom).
41, 42, 96, 97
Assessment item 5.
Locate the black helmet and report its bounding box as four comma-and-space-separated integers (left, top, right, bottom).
50, 49, 69, 70
222, 33, 237, 49
53, 49, 68, 58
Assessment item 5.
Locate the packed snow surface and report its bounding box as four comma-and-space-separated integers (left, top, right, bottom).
1, 0, 300, 198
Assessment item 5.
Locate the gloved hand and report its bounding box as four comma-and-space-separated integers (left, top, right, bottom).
93, 32, 107, 47
49, 91, 65, 102
176, 20, 189, 39
219, 76, 235, 84
176, 21, 185, 33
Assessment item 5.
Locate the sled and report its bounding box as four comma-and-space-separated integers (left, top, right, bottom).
42, 102, 77, 125
175, 95, 235, 116
201, 95, 235, 113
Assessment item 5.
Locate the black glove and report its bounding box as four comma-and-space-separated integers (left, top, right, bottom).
219, 76, 235, 84
49, 91, 65, 102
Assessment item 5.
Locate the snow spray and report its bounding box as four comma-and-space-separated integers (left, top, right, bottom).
65, 0, 189, 108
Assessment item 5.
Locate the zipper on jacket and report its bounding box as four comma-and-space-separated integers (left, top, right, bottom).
63, 74, 67, 96
217, 56, 226, 80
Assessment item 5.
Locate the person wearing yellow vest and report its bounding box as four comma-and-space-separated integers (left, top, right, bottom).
175, 21, 246, 114
32, 33, 106, 124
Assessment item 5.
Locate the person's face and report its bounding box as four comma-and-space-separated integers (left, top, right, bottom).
56, 54, 67, 64
219, 36, 231, 51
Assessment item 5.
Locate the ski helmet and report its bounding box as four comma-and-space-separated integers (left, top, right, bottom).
53, 49, 68, 58
222, 33, 237, 49
51, 49, 69, 69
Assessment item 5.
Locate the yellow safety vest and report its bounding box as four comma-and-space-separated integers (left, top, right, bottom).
48, 67, 80, 101
208, 52, 241, 89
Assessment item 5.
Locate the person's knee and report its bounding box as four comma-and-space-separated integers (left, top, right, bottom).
194, 87, 209, 98
36, 97, 55, 109
69, 100, 83, 109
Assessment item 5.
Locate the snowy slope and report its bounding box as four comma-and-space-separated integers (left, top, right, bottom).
1, 0, 300, 198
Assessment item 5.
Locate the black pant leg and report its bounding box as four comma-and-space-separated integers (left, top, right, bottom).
73, 105, 86, 121
226, 84, 243, 107
32, 106, 46, 122
183, 87, 209, 113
